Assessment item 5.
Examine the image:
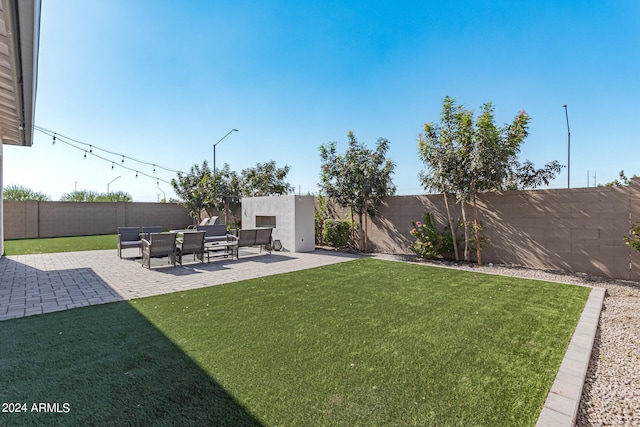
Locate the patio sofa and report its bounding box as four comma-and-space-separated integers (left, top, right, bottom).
196, 224, 230, 243
232, 228, 273, 258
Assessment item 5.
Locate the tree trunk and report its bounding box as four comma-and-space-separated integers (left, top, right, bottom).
358, 211, 364, 252
461, 202, 470, 262
473, 197, 482, 266
442, 189, 459, 261
350, 208, 355, 248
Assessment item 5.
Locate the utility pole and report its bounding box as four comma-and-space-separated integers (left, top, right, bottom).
563, 105, 571, 188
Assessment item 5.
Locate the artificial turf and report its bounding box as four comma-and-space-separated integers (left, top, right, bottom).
3, 234, 117, 255
0, 258, 590, 426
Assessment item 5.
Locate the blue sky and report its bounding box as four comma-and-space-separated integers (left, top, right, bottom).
4, 0, 639, 201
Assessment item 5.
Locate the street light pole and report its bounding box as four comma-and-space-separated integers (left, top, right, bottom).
107, 176, 122, 195
213, 129, 238, 178
563, 105, 570, 188
156, 186, 165, 202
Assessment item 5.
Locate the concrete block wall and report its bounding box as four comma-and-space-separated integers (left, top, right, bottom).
327, 178, 640, 281
3, 201, 193, 239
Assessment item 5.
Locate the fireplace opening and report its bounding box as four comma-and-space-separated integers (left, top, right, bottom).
256, 215, 276, 228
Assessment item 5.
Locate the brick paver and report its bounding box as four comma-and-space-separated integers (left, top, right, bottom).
0, 248, 360, 321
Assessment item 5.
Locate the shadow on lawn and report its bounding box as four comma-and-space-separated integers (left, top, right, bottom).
127, 250, 319, 276
0, 258, 264, 426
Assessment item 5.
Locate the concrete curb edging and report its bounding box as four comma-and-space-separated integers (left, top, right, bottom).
536, 286, 606, 426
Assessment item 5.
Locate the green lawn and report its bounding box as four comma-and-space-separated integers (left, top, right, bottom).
3, 234, 117, 255
0, 258, 590, 426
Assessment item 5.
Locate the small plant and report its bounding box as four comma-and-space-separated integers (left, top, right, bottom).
315, 195, 330, 245
409, 212, 450, 259
624, 222, 640, 252
322, 219, 352, 248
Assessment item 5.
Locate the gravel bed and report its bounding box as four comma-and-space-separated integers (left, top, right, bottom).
368, 253, 640, 426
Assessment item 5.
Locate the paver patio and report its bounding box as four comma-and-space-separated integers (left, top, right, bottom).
0, 248, 360, 321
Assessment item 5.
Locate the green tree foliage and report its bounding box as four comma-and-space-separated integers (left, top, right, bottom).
319, 131, 396, 251
3, 184, 50, 201
59, 190, 132, 202
240, 160, 293, 197
171, 161, 215, 222
601, 170, 637, 187
171, 160, 291, 223
209, 163, 243, 223
624, 222, 640, 252
418, 97, 562, 265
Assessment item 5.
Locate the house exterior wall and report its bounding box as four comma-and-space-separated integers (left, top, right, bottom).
3, 201, 192, 239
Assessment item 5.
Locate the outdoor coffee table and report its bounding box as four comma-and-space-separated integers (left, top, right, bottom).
204, 241, 238, 261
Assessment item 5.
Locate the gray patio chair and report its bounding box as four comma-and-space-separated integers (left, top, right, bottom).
141, 226, 163, 240
117, 227, 141, 258
176, 231, 205, 265
141, 233, 177, 269
255, 228, 273, 254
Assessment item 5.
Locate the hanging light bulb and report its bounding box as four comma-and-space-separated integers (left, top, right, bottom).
111, 162, 114, 170
121, 155, 125, 163
52, 133, 56, 144
136, 171, 138, 178
153, 164, 156, 173
89, 145, 93, 153
83, 151, 87, 159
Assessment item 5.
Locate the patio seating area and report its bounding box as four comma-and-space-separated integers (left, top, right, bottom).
119, 226, 279, 269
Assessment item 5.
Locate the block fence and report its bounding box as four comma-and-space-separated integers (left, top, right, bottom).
3, 201, 193, 239
4, 179, 640, 281
327, 178, 640, 281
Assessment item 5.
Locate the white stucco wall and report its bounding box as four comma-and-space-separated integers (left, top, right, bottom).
241, 195, 315, 252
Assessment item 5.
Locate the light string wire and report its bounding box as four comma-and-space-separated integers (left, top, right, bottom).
33, 126, 185, 186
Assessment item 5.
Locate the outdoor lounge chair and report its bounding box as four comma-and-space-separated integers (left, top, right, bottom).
187, 217, 214, 229
117, 227, 141, 258
141, 232, 177, 269
176, 231, 205, 265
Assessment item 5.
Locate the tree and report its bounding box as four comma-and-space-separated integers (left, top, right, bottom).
209, 163, 243, 223
96, 191, 133, 202
319, 131, 396, 251
60, 190, 132, 202
3, 184, 50, 201
171, 161, 212, 222
418, 97, 563, 265
240, 161, 293, 197
601, 170, 637, 187
418, 96, 467, 261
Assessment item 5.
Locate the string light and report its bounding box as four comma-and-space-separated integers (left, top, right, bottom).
32, 126, 176, 186
34, 125, 182, 174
